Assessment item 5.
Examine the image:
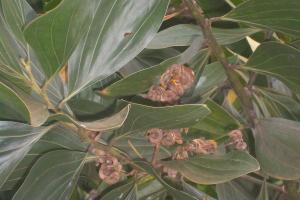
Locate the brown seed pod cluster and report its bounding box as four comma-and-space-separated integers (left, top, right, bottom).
146, 128, 184, 146
147, 64, 195, 104
98, 155, 123, 185
227, 130, 247, 150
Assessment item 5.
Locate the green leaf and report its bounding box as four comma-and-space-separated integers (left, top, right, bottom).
1, 125, 87, 191
255, 118, 300, 179
13, 150, 87, 200
193, 100, 240, 137
1, 0, 36, 44
147, 24, 260, 49
192, 60, 227, 97
134, 160, 198, 200
112, 101, 211, 140
24, 0, 95, 78
75, 104, 131, 132
257, 88, 300, 121
0, 82, 49, 126
162, 151, 260, 184
222, 0, 300, 37
102, 40, 206, 97
257, 179, 269, 200
65, 0, 170, 102
0, 122, 53, 188
216, 179, 257, 200
101, 181, 137, 200
244, 42, 300, 94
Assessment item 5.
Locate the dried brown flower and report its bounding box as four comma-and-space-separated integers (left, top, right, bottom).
97, 155, 123, 185
173, 146, 189, 160
187, 139, 217, 155
228, 130, 247, 150
163, 166, 178, 179
146, 128, 164, 145
146, 64, 195, 104
161, 129, 183, 146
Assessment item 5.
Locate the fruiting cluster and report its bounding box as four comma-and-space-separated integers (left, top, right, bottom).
227, 130, 247, 150
91, 148, 123, 185
146, 128, 184, 146
147, 64, 195, 104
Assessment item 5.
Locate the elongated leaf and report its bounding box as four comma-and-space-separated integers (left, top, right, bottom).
13, 150, 87, 200
0, 122, 53, 188
1, 0, 36, 44
112, 101, 211, 140
24, 0, 95, 77
66, 0, 170, 102
245, 42, 300, 94
255, 118, 300, 179
257, 180, 269, 200
216, 179, 257, 200
147, 24, 260, 49
1, 125, 87, 191
162, 151, 260, 184
222, 0, 300, 37
0, 82, 49, 126
102, 41, 206, 97
193, 100, 240, 137
134, 160, 198, 200
101, 181, 137, 200
77, 104, 130, 132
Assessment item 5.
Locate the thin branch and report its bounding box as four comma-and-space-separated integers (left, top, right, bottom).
184, 0, 257, 127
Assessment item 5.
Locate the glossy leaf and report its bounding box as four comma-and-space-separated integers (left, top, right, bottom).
134, 160, 198, 200
147, 24, 260, 49
13, 150, 87, 200
101, 181, 137, 200
102, 41, 206, 97
24, 0, 94, 77
0, 82, 49, 126
112, 101, 211, 140
66, 0, 170, 102
1, 126, 87, 191
1, 0, 36, 44
193, 100, 240, 137
162, 151, 260, 184
245, 42, 300, 94
216, 179, 257, 200
223, 0, 300, 37
255, 118, 300, 179
0, 122, 53, 188
76, 104, 130, 132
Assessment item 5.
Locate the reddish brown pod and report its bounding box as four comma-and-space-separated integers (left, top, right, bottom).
227, 130, 247, 150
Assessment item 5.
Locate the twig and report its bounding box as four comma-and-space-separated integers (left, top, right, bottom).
184, 0, 257, 127
151, 144, 161, 167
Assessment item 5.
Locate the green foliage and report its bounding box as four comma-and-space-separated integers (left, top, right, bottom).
0, 0, 300, 199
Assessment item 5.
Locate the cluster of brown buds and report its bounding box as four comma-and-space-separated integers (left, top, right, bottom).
91, 148, 123, 185
163, 138, 218, 179
227, 130, 247, 150
173, 138, 218, 160
146, 128, 184, 146
147, 64, 195, 104
98, 155, 123, 185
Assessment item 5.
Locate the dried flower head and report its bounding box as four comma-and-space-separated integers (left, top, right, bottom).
146, 128, 164, 145
228, 130, 247, 150
187, 139, 217, 155
98, 155, 123, 185
163, 166, 178, 179
146, 64, 195, 104
173, 146, 189, 160
161, 129, 183, 146
160, 64, 195, 92
146, 85, 180, 104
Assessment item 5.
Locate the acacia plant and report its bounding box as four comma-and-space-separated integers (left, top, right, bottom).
0, 0, 300, 199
